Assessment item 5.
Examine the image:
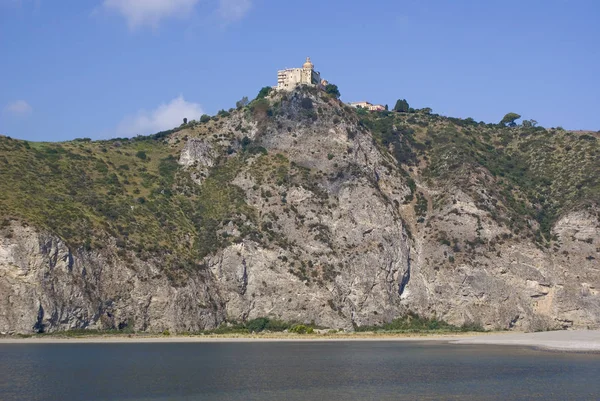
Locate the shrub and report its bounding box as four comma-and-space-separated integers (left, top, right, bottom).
300, 98, 313, 109
246, 317, 269, 332
240, 136, 251, 150
250, 98, 270, 117
256, 86, 272, 100
325, 83, 341, 99
242, 318, 292, 333
355, 312, 485, 333
236, 96, 249, 109
407, 178, 417, 194
200, 114, 211, 123
158, 156, 179, 182
289, 324, 314, 334
135, 151, 147, 160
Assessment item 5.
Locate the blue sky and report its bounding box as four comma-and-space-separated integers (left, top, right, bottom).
1, 0, 599, 142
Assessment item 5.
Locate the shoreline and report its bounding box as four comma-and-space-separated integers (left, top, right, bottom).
451, 330, 600, 353
1, 330, 599, 352
0, 331, 476, 344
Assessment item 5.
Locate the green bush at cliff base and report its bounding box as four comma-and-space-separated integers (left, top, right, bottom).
289, 324, 314, 334
355, 312, 485, 333
207, 318, 316, 334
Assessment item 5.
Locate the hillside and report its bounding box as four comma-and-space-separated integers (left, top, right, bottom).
1, 87, 599, 334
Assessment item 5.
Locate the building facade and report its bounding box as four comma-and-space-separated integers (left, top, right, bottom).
349, 101, 386, 112
276, 57, 322, 91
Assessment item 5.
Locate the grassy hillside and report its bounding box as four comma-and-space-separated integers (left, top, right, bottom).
0, 132, 255, 282
358, 109, 599, 242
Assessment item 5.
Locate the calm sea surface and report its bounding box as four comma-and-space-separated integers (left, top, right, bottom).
0, 341, 599, 400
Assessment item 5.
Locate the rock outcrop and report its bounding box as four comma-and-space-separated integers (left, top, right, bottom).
0, 88, 598, 333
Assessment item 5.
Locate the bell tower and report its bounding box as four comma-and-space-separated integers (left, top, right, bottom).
302, 57, 314, 84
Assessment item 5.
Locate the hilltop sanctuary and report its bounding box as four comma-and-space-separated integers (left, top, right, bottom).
276, 57, 327, 91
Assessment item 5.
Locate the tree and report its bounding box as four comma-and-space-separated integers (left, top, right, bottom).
324, 83, 341, 99
522, 119, 538, 128
356, 107, 368, 116
385, 104, 389, 111
183, 118, 187, 125
393, 99, 410, 113
200, 114, 211, 123
256, 86, 272, 100
500, 112, 521, 127
236, 96, 249, 109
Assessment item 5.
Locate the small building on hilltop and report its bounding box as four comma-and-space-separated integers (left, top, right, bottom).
349, 101, 386, 112
276, 57, 325, 91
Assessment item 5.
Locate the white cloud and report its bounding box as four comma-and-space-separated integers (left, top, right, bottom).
116, 96, 203, 137
4, 100, 32, 115
102, 0, 200, 28
218, 0, 251, 23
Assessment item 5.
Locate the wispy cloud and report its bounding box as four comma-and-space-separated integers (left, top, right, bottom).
102, 0, 201, 29
116, 96, 203, 137
218, 0, 251, 23
4, 100, 32, 115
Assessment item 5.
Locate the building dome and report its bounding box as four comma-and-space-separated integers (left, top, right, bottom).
303, 57, 314, 70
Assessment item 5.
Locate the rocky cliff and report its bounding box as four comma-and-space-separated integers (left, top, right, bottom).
0, 87, 598, 333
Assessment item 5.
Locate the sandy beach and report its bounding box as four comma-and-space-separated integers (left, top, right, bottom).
1, 330, 599, 352
451, 330, 600, 352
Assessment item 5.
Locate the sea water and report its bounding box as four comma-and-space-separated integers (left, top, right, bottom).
0, 341, 599, 400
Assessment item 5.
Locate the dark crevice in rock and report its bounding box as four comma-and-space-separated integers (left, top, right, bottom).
398, 244, 411, 297
33, 304, 45, 333
239, 258, 248, 295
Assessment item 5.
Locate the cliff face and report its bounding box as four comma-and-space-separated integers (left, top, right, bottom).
0, 223, 224, 334
0, 88, 598, 333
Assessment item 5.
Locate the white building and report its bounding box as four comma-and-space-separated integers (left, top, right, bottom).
349, 101, 386, 112
276, 57, 323, 91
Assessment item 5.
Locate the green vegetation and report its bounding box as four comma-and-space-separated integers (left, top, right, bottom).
255, 86, 272, 100
500, 112, 521, 127
414, 192, 428, 221
359, 112, 417, 165
324, 83, 341, 99
393, 99, 410, 113
206, 318, 316, 335
355, 107, 599, 243
0, 86, 597, 291
522, 119, 538, 128
235, 96, 249, 109
355, 312, 485, 333
12, 317, 318, 337
0, 134, 255, 283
